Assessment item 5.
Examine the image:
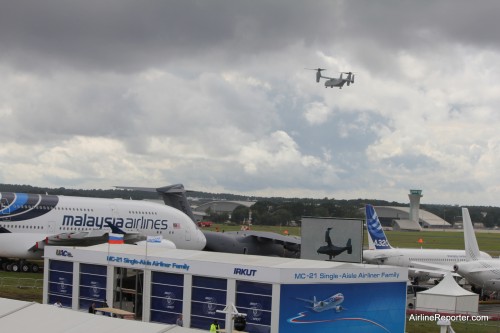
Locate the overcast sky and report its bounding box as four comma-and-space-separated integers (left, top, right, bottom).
1, 0, 500, 206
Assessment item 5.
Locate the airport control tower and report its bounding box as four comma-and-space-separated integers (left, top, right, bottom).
408, 189, 422, 227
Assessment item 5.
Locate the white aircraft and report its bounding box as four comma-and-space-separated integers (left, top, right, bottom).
454, 207, 500, 292
363, 204, 491, 283
297, 293, 344, 312
0, 188, 207, 272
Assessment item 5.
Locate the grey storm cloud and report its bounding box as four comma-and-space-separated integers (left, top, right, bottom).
3, 1, 498, 73
1, 0, 500, 205
0, 0, 337, 72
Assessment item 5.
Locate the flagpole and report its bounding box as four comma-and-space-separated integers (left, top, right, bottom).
107, 233, 110, 262
145, 235, 148, 270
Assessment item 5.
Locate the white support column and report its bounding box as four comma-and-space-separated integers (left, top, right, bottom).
106, 265, 115, 307
270, 284, 281, 333
182, 274, 193, 328
42, 257, 50, 304
71, 262, 80, 310
224, 279, 237, 331
142, 269, 152, 322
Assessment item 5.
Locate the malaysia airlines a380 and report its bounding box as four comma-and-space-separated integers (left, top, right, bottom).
0, 189, 206, 272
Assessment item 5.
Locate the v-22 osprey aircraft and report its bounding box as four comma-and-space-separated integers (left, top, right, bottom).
306, 68, 355, 89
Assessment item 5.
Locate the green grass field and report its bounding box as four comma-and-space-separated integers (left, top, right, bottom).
0, 271, 43, 302
205, 224, 500, 256
406, 319, 500, 333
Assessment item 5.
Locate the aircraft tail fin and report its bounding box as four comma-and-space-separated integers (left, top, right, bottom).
462, 207, 481, 261
365, 205, 392, 250
346, 238, 352, 254
106, 221, 126, 234
156, 184, 196, 222
115, 184, 197, 222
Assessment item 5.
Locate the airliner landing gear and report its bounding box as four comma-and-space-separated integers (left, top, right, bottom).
0, 258, 40, 273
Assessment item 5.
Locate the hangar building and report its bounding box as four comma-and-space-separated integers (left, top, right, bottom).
43, 244, 407, 333
373, 206, 450, 231
191, 200, 256, 222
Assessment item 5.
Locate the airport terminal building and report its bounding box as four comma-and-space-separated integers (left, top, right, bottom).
43, 244, 407, 333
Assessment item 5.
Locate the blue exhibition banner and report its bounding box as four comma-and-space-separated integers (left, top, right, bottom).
236, 280, 272, 296
191, 287, 227, 304
80, 263, 107, 275
236, 293, 272, 311
48, 270, 73, 296
79, 285, 107, 300
80, 273, 106, 287
152, 271, 184, 286
192, 276, 227, 290
49, 260, 73, 272
151, 296, 183, 313
279, 282, 406, 333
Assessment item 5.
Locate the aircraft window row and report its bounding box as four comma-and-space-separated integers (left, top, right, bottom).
409, 258, 457, 262
11, 205, 94, 212
3, 224, 43, 230
54, 207, 94, 212
13, 205, 52, 210
129, 211, 158, 215
60, 227, 100, 231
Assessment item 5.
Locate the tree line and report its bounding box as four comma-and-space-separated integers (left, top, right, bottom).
2, 183, 500, 227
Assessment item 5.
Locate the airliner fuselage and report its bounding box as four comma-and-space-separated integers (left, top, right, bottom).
0, 192, 206, 261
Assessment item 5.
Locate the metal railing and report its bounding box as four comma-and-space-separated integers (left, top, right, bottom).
0, 277, 43, 289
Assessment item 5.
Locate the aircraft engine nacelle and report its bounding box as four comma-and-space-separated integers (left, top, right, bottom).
410, 271, 431, 285
335, 305, 343, 312
347, 73, 354, 86
316, 71, 321, 83
135, 239, 177, 249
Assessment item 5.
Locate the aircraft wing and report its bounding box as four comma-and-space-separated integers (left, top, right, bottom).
408, 261, 460, 278
235, 230, 301, 251
42, 230, 145, 248
202, 230, 301, 257
409, 261, 453, 272
365, 253, 404, 261
296, 297, 314, 304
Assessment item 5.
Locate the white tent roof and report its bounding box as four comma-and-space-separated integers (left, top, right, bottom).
418, 274, 477, 297
0, 298, 205, 333
416, 274, 479, 314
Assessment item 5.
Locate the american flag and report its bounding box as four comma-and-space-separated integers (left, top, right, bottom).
173, 223, 181, 229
